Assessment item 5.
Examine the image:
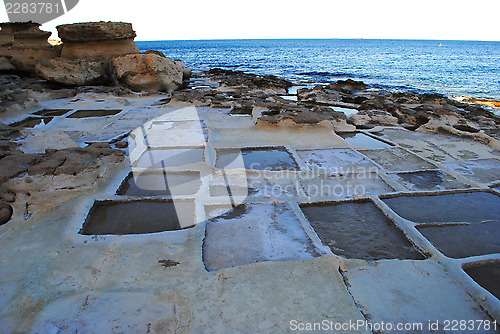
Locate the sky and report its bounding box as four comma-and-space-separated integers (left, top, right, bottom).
1, 0, 500, 41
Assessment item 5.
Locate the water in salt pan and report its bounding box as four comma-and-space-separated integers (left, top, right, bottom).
67, 109, 122, 118
465, 264, 500, 300
300, 201, 424, 260
382, 192, 500, 224
80, 200, 195, 235
216, 147, 299, 171
33, 109, 72, 117
116, 172, 200, 196
417, 222, 500, 258
340, 132, 392, 149
203, 203, 318, 271
389, 170, 471, 191
10, 117, 54, 128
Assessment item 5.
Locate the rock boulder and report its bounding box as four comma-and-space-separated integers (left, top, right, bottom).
111, 54, 189, 93
35, 58, 108, 86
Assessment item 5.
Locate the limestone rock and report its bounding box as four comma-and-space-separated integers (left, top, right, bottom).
57, 21, 139, 62
144, 50, 166, 58
35, 58, 108, 86
0, 22, 60, 74
111, 54, 188, 93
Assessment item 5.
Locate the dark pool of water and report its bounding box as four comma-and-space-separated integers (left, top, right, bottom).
390, 170, 470, 191
33, 109, 72, 117
340, 133, 392, 149
116, 172, 200, 197
418, 222, 500, 258
383, 192, 500, 224
465, 264, 500, 300
68, 109, 122, 118
216, 147, 299, 171
10, 117, 53, 128
300, 201, 424, 260
80, 201, 192, 235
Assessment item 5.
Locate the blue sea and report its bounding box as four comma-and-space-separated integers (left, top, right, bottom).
137, 39, 500, 101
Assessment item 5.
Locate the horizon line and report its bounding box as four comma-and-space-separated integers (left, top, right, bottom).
135, 37, 500, 43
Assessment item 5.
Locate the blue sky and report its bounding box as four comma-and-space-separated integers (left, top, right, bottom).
2, 0, 500, 41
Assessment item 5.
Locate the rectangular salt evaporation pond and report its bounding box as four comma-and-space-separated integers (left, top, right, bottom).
80, 200, 195, 235
339, 132, 392, 149
33, 109, 72, 117
443, 158, 500, 184
10, 116, 54, 128
465, 264, 500, 300
297, 148, 378, 173
203, 203, 318, 271
116, 172, 200, 196
359, 147, 436, 172
135, 148, 205, 169
215, 147, 299, 171
417, 222, 500, 258
67, 109, 122, 118
389, 170, 471, 191
300, 201, 424, 260
382, 192, 500, 224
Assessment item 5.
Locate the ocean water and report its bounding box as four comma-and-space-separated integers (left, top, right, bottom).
137, 39, 500, 101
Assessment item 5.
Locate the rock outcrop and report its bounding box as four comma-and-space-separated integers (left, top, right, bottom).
57, 21, 139, 63
0, 121, 125, 225
0, 22, 60, 74
111, 53, 189, 93
35, 58, 108, 86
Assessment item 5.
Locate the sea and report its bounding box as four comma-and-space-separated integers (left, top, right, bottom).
137, 39, 500, 102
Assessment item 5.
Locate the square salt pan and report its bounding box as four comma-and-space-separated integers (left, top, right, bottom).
299, 173, 394, 200
297, 148, 378, 173
300, 201, 423, 260
203, 203, 318, 271
377, 129, 499, 163
133, 148, 205, 169
343, 261, 495, 332
359, 147, 436, 172
388, 170, 471, 191
443, 158, 500, 185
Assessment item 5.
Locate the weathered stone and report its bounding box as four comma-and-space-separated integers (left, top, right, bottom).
35, 58, 108, 86
144, 50, 166, 58
57, 21, 139, 62
205, 68, 292, 90
0, 22, 60, 74
111, 54, 188, 93
57, 21, 137, 42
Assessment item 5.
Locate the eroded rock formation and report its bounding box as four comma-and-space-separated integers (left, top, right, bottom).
0, 122, 125, 224
0, 22, 60, 74
57, 21, 139, 62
